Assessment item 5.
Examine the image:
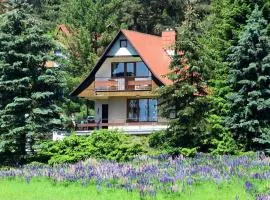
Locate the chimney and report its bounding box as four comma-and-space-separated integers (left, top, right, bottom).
162, 28, 176, 49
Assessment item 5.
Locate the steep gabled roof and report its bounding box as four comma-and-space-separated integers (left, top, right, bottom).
70, 29, 173, 96
57, 24, 72, 37
122, 30, 172, 85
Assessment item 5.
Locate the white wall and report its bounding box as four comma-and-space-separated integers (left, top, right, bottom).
94, 100, 108, 122
108, 97, 127, 123
95, 98, 126, 123
107, 35, 138, 56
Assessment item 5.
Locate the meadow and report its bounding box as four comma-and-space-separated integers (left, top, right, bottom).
0, 153, 269, 200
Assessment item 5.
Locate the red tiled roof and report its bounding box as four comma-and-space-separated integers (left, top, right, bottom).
57, 24, 72, 36
122, 30, 172, 85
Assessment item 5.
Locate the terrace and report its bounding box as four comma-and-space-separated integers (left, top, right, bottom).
75, 120, 167, 131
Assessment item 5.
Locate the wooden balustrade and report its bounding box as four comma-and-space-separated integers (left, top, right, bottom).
94, 77, 152, 91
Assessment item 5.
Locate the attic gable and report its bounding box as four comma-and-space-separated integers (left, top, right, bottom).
107, 34, 138, 56
70, 29, 175, 97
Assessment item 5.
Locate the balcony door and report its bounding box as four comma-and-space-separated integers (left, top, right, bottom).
102, 104, 108, 128
125, 63, 135, 90
110, 62, 151, 91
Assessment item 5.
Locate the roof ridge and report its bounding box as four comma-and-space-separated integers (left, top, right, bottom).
121, 29, 161, 39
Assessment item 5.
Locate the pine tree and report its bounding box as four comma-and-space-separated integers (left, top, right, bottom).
0, 1, 66, 164
158, 5, 210, 150
226, 6, 270, 152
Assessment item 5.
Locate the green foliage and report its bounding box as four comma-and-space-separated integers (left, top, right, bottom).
148, 130, 167, 148
0, 1, 66, 164
178, 147, 198, 157
205, 114, 239, 154
196, 0, 269, 154
158, 4, 210, 151
27, 0, 62, 29
226, 6, 270, 152
88, 129, 144, 162
149, 131, 199, 157
117, 0, 187, 34
33, 130, 145, 164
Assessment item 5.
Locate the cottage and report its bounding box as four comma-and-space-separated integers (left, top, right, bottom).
71, 29, 176, 134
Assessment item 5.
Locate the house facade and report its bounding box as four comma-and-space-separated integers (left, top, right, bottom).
71, 29, 176, 134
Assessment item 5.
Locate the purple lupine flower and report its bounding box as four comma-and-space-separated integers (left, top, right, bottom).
256, 194, 270, 200
186, 177, 193, 185
244, 181, 253, 191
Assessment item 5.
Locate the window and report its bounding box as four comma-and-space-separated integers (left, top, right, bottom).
126, 63, 135, 77
120, 39, 128, 48
127, 99, 157, 122
111, 62, 150, 78
112, 63, 125, 77
148, 99, 158, 121
54, 49, 62, 56
136, 62, 150, 77
127, 100, 139, 121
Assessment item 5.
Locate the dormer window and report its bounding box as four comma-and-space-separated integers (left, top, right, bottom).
120, 39, 127, 48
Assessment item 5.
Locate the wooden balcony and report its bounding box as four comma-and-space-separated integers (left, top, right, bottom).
94, 77, 152, 92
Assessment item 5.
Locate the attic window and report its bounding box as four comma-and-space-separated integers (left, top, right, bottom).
120, 39, 127, 48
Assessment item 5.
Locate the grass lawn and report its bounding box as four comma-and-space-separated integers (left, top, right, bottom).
0, 177, 267, 200
0, 154, 269, 200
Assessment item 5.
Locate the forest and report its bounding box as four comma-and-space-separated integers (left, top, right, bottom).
0, 0, 269, 165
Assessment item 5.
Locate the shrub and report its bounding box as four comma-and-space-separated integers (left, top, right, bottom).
33, 129, 145, 164
87, 129, 145, 161
164, 147, 198, 157
148, 130, 167, 148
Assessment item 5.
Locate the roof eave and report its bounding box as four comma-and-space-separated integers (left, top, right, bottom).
70, 30, 122, 97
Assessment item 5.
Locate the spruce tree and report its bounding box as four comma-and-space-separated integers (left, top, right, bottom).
198, 0, 267, 153
0, 1, 65, 164
227, 6, 270, 152
158, 5, 210, 150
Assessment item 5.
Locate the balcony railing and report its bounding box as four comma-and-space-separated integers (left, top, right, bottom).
76, 121, 167, 131
94, 77, 152, 91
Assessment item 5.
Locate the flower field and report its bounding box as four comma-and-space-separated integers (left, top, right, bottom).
0, 153, 269, 200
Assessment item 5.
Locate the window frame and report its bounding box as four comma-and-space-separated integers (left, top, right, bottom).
120, 39, 128, 48
135, 61, 150, 77
126, 98, 158, 122
111, 62, 136, 78
111, 62, 151, 78
111, 62, 125, 78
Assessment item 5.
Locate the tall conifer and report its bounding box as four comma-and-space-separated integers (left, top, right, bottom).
0, 1, 65, 163
227, 6, 270, 152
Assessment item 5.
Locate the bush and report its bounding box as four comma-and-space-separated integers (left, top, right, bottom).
33, 129, 145, 165
88, 129, 145, 161
148, 130, 167, 148
164, 147, 198, 157
148, 130, 198, 157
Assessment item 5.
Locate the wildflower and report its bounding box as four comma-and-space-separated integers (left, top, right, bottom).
256, 194, 270, 200
244, 181, 253, 192
186, 177, 193, 185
